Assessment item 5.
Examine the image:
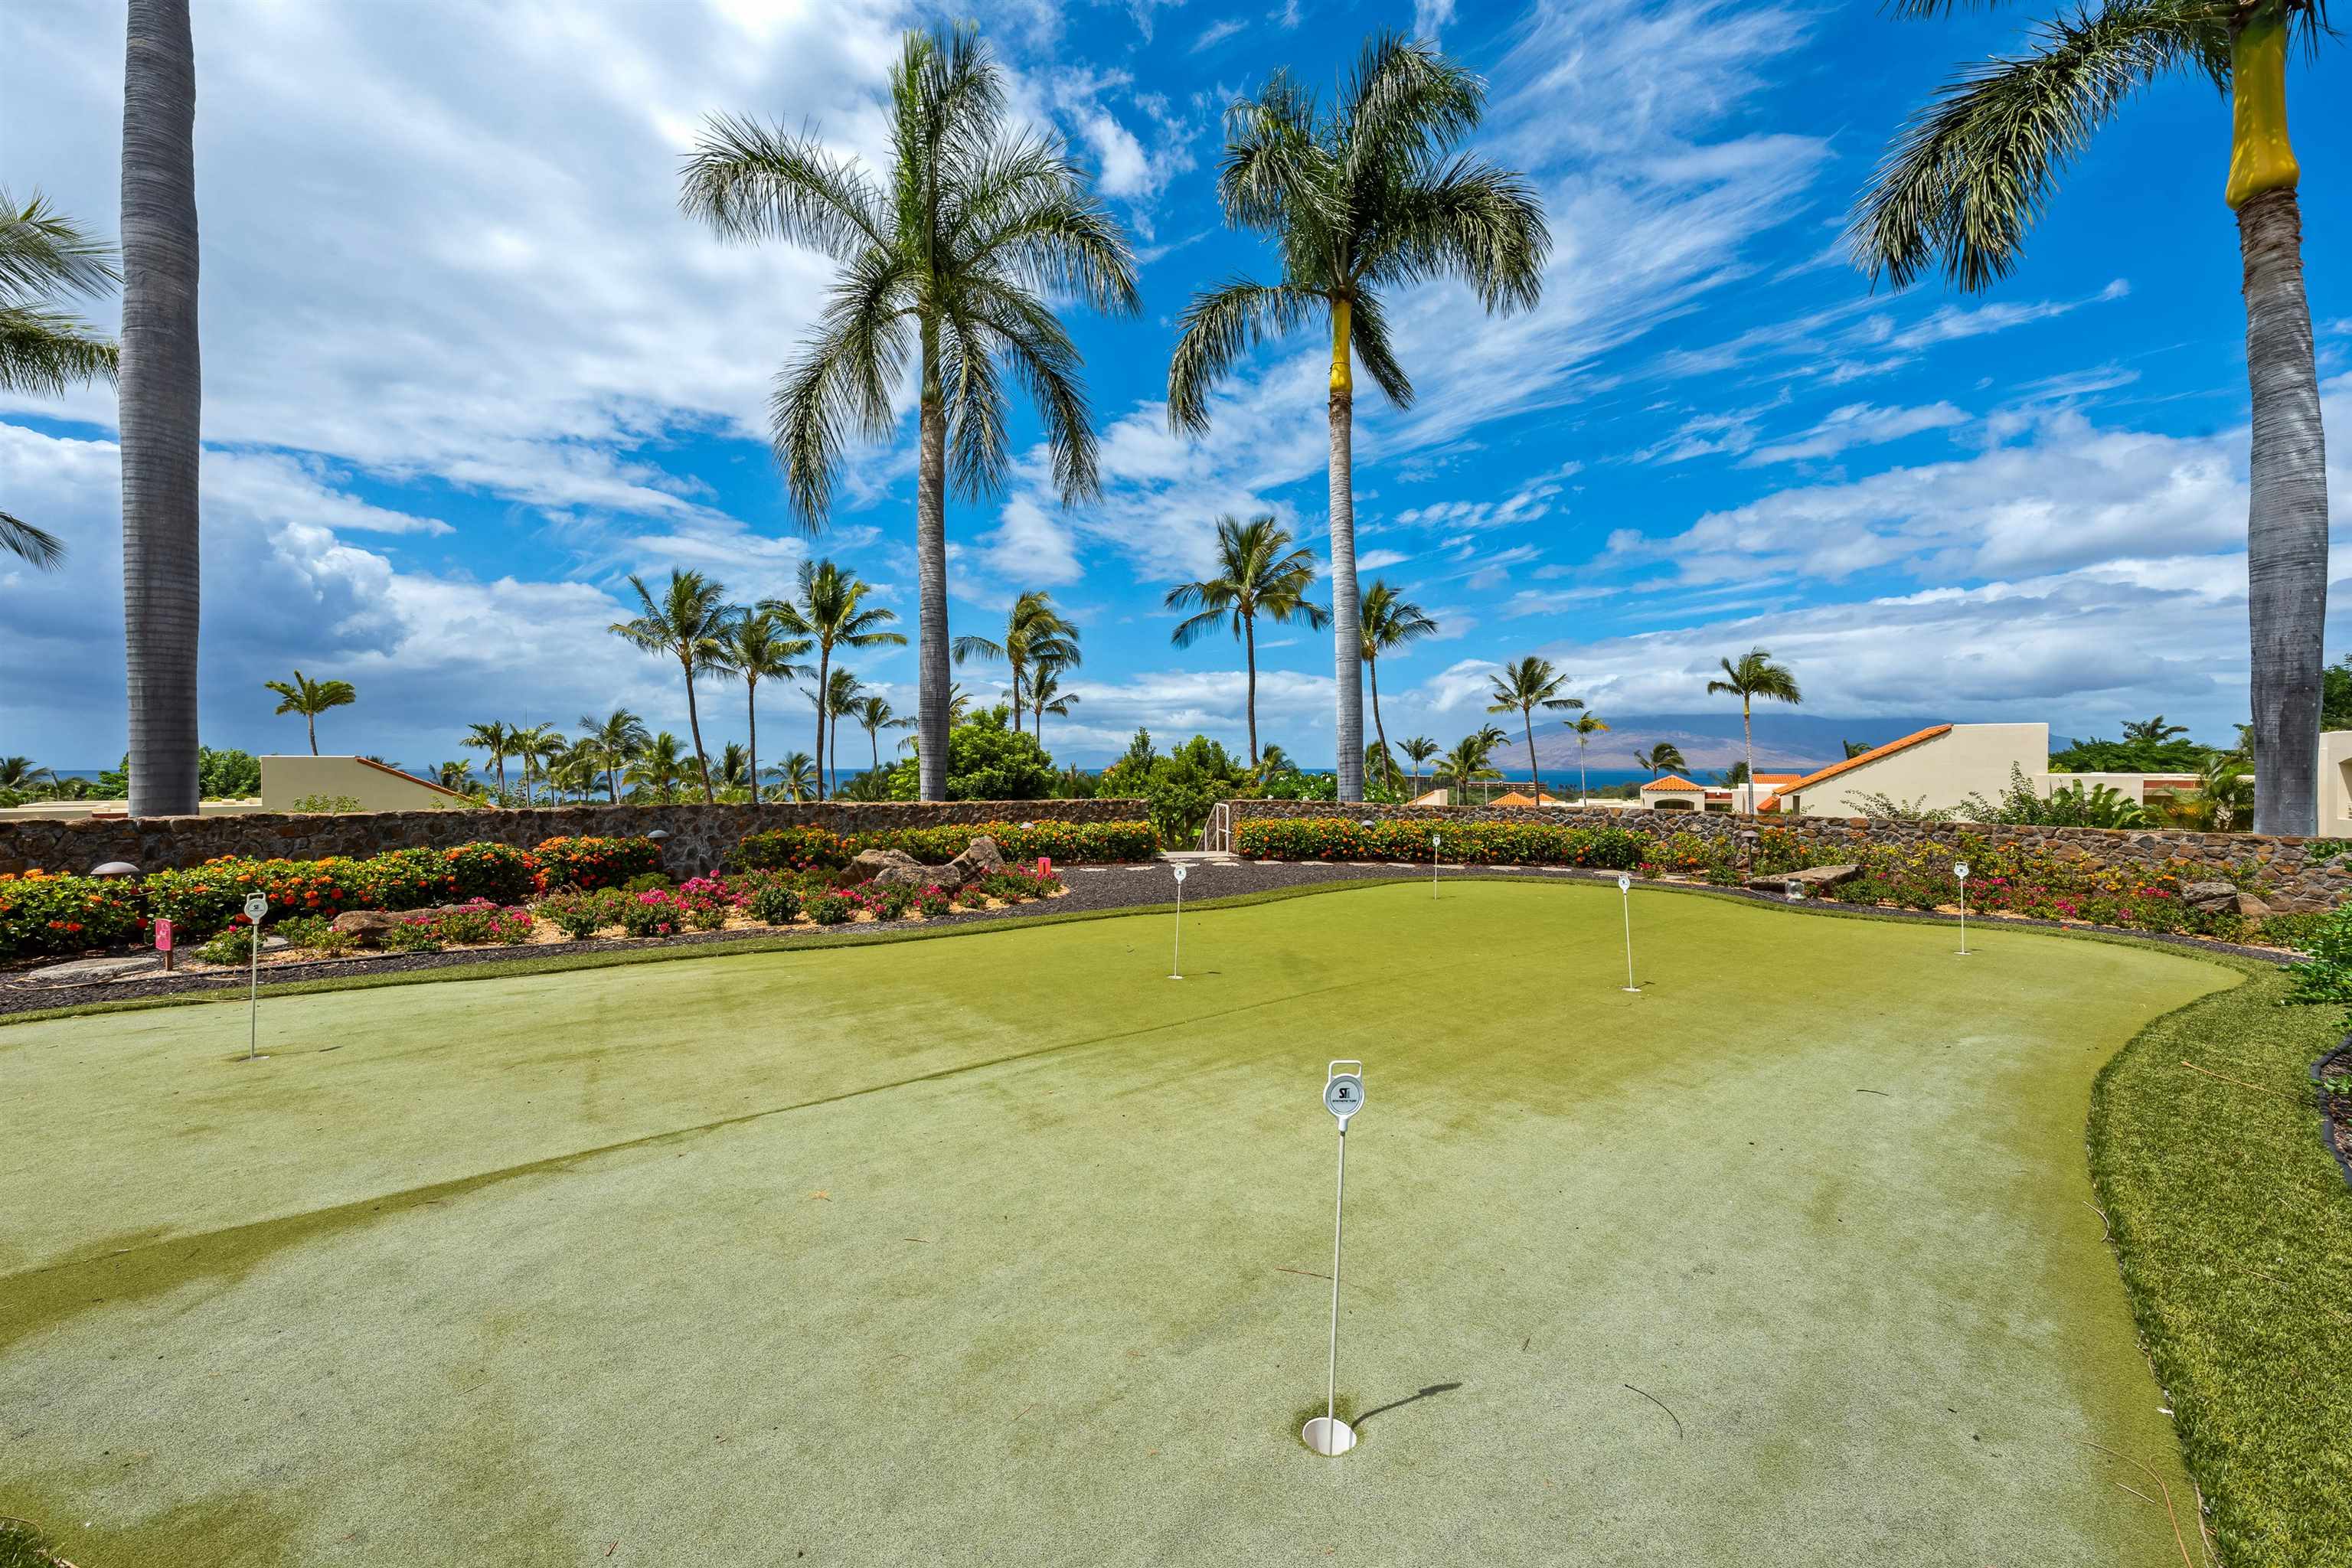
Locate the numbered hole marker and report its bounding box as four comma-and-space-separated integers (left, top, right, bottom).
1954, 862, 1971, 956
1168, 863, 1189, 979
1306, 1062, 1366, 1457
242, 894, 270, 1063
1323, 1073, 1364, 1123
1616, 872, 1642, 992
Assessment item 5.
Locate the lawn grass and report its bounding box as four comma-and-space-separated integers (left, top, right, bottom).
0, 879, 2288, 1564
2089, 960, 2352, 1566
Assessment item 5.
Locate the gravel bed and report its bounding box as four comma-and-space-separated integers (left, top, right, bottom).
0, 859, 2292, 1019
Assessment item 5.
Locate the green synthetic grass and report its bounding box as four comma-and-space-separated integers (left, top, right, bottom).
0, 880, 2275, 1565
2089, 962, 2352, 1566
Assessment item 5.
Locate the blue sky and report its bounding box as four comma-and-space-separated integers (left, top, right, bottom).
2, 0, 2346, 773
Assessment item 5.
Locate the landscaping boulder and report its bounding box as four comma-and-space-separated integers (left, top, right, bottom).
2236, 890, 2275, 919
851, 847, 927, 887
330, 909, 407, 946
939, 835, 1005, 890
2183, 880, 2239, 913
1743, 864, 1860, 894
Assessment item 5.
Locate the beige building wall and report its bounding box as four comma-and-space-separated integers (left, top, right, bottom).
2320, 733, 2352, 838
260, 755, 471, 812
1778, 724, 2047, 818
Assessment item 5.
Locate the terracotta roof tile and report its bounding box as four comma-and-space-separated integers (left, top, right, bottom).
1643, 774, 1704, 792
1764, 725, 1954, 804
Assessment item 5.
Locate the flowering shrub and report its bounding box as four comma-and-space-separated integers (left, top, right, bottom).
1234, 818, 1648, 868
357, 847, 468, 910
1807, 835, 2253, 938
145, 856, 373, 935
742, 878, 804, 926
275, 914, 361, 957
871, 884, 917, 920
534, 835, 665, 891
619, 890, 682, 938
1639, 831, 1736, 884
426, 900, 534, 946
0, 870, 149, 959
724, 826, 854, 873
542, 890, 624, 939
917, 888, 952, 919
808, 891, 855, 926
443, 842, 543, 903
726, 819, 1158, 874
980, 865, 1064, 902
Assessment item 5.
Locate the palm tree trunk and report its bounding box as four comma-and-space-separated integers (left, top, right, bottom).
1742, 699, 1755, 814
119, 0, 202, 818
1367, 653, 1391, 794
746, 683, 760, 807
812, 645, 830, 802
1009, 655, 1023, 737
306, 714, 318, 755
916, 339, 951, 802
1327, 305, 1364, 803
1243, 612, 1259, 769
1522, 711, 1540, 802
606, 763, 618, 805
682, 660, 714, 802
1579, 740, 1587, 805
830, 710, 841, 797
2238, 185, 2328, 835
869, 729, 880, 775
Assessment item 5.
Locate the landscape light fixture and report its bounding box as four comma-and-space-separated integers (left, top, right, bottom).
1954, 862, 1971, 956
1304, 1061, 1366, 1457
90, 861, 140, 880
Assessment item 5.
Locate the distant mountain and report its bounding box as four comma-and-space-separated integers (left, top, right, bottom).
1515, 710, 1949, 777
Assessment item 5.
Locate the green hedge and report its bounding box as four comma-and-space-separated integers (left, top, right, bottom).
0, 871, 150, 959
1233, 817, 1659, 870
726, 819, 1158, 873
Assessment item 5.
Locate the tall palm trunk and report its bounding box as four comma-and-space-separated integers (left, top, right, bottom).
1367, 653, 1391, 793
1327, 301, 1364, 802
119, 0, 202, 818
2231, 15, 2327, 835
1243, 612, 1259, 768
606, 763, 619, 805
1521, 710, 1541, 802
916, 349, 951, 802
305, 714, 318, 754
811, 645, 830, 801
746, 681, 760, 805
681, 658, 714, 802
1742, 700, 1756, 813
1008, 655, 1023, 737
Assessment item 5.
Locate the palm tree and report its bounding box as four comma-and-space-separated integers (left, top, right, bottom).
813, 666, 864, 797
1706, 648, 1802, 812
765, 751, 818, 803
432, 760, 474, 792
849, 694, 916, 775
119, 0, 204, 816
547, 747, 604, 803
1358, 580, 1437, 792
1168, 34, 1548, 802
764, 558, 903, 801
1399, 735, 1439, 795
263, 671, 357, 756
577, 707, 650, 805
713, 609, 810, 806
1485, 657, 1581, 803
2123, 715, 2192, 744
2, 191, 119, 568
1565, 711, 1610, 803
0, 756, 56, 790
717, 741, 753, 796
953, 590, 1081, 738
609, 569, 735, 802
1432, 733, 1501, 795
625, 731, 692, 805
682, 26, 1139, 802
1026, 661, 1079, 748
463, 720, 516, 799
1634, 742, 1687, 781
1854, 2, 2334, 834
1841, 739, 1875, 760
1165, 514, 1328, 767
511, 723, 565, 805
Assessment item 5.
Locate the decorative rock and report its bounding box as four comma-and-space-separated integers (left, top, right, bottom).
1743, 864, 1860, 893
17, 953, 164, 987
939, 835, 1005, 890
2182, 881, 2240, 912
2236, 890, 2274, 918
850, 847, 926, 883
330, 910, 407, 943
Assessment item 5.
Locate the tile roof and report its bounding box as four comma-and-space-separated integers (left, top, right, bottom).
1764, 725, 1954, 804
1642, 774, 1704, 792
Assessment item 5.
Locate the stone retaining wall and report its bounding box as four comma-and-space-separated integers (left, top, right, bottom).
0, 799, 1148, 878
1214, 799, 2352, 912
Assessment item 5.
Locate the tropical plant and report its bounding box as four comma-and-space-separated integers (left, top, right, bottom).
1357, 580, 1437, 792
1960, 765, 2154, 828
2, 190, 119, 569
464, 719, 517, 799
2157, 753, 2257, 832
546, 747, 606, 802
509, 722, 565, 805
1706, 648, 1801, 811
609, 568, 736, 802
1634, 742, 1687, 780
432, 760, 475, 792
712, 608, 808, 802
263, 671, 357, 756
1025, 659, 1079, 746
575, 707, 650, 805
1432, 732, 1501, 794
1168, 34, 1548, 800
1841, 738, 1875, 760
682, 25, 1138, 801
1565, 710, 1610, 803
118, 0, 203, 815
624, 730, 694, 804
1853, 0, 2335, 833
849, 694, 916, 776
954, 590, 1080, 737
717, 741, 753, 795
1399, 735, 1440, 795
1485, 657, 1581, 802
766, 751, 818, 803
2122, 714, 2191, 744
0, 757, 55, 790
1165, 514, 1328, 766
763, 558, 903, 799
815, 665, 864, 797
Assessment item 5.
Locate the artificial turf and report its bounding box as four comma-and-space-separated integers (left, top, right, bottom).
0, 879, 2256, 1564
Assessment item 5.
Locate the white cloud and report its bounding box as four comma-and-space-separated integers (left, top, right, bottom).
1191, 18, 1247, 51
1737, 400, 1968, 466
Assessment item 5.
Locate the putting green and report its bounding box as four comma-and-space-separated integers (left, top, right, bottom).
0, 880, 2232, 1565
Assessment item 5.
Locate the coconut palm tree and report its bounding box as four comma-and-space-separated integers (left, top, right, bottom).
1358, 580, 1437, 792
717, 741, 753, 797
1399, 735, 1439, 795
576, 707, 650, 805
1485, 657, 1581, 803
1854, 1, 2335, 834
764, 558, 903, 801
2, 190, 119, 569
119, 0, 204, 815
1025, 661, 1080, 749
681, 25, 1138, 802
765, 751, 818, 803
1165, 514, 1328, 768
464, 720, 516, 799
1564, 710, 1609, 803
849, 694, 916, 776
1168, 34, 1549, 802
609, 569, 736, 802
1706, 648, 1802, 812
954, 590, 1080, 738
815, 666, 864, 797
433, 760, 474, 792
2123, 714, 2192, 744
263, 671, 357, 756
511, 723, 565, 805
626, 731, 693, 805
547, 747, 604, 804
1432, 732, 1501, 795
713, 609, 810, 807
1634, 742, 1687, 781
0, 756, 56, 790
